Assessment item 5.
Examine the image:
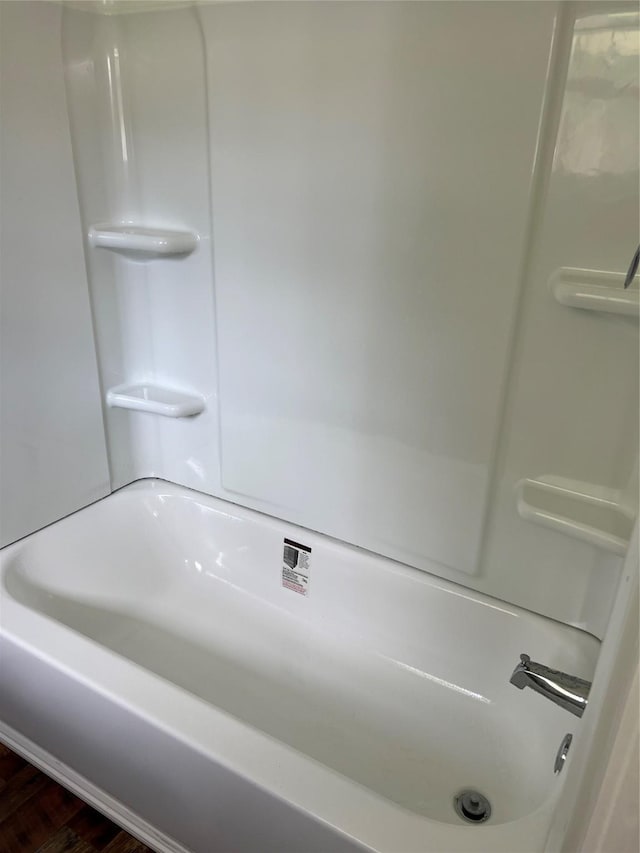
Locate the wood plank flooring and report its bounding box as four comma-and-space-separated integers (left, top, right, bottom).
0, 743, 154, 853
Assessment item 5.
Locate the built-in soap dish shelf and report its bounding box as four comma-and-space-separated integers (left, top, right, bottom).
550, 267, 639, 317
515, 475, 635, 556
106, 383, 205, 418
89, 224, 198, 258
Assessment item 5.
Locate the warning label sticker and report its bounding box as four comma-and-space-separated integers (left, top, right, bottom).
282, 537, 311, 596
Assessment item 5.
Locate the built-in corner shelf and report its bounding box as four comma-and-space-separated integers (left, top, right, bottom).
88, 224, 198, 258
550, 267, 639, 317
106, 383, 205, 418
515, 475, 635, 556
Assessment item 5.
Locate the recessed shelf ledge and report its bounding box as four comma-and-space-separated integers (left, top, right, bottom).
89, 224, 198, 258
550, 267, 639, 317
515, 475, 635, 556
106, 383, 205, 418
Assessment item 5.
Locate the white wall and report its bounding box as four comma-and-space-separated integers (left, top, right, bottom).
204, 0, 557, 579
62, 3, 220, 493
0, 1, 110, 547
581, 666, 639, 853
58, 0, 638, 638
481, 3, 640, 635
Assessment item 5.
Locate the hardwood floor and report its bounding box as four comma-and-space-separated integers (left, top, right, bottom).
0, 743, 154, 853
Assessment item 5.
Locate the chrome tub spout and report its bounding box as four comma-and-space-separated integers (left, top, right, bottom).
510, 654, 591, 718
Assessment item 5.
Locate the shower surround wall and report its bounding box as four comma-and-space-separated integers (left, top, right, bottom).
63, 6, 219, 489
60, 0, 638, 638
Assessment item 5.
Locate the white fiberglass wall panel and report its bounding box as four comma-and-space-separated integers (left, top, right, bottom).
0, 1, 110, 547
203, 1, 557, 576
481, 7, 640, 636
62, 5, 219, 492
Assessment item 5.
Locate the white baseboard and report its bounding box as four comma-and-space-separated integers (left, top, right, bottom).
0, 722, 192, 853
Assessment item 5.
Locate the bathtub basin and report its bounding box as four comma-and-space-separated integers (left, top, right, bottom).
0, 480, 599, 852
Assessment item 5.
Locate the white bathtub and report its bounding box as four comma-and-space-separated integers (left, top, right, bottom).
0, 480, 599, 852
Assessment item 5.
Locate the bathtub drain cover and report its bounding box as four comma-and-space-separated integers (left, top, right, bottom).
454, 789, 491, 823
